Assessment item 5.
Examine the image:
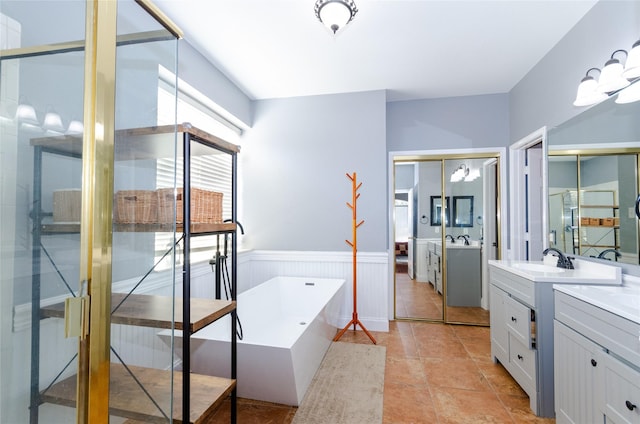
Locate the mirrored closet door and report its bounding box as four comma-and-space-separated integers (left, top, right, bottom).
393, 154, 501, 326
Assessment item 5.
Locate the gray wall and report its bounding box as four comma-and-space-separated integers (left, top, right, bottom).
240, 90, 388, 252
178, 42, 253, 128
387, 94, 510, 152
509, 0, 640, 142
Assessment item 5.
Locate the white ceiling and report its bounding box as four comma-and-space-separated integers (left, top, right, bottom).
154, 0, 598, 102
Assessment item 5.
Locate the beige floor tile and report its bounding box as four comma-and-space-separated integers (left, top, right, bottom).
430, 387, 514, 424
422, 357, 492, 392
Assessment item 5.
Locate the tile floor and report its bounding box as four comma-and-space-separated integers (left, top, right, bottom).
395, 272, 490, 325
207, 320, 556, 423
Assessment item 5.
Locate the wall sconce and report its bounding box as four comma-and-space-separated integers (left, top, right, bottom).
66, 120, 84, 135
574, 68, 608, 106
622, 39, 640, 79
42, 107, 65, 133
597, 50, 630, 93
15, 99, 39, 126
574, 39, 640, 107
450, 164, 468, 182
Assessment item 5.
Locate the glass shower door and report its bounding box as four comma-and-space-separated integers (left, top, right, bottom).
0, 2, 87, 422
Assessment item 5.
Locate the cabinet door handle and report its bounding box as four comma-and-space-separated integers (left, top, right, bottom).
590, 359, 597, 367
626, 400, 637, 411
511, 317, 517, 322
517, 354, 523, 360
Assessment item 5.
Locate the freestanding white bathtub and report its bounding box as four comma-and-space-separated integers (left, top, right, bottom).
173, 276, 345, 406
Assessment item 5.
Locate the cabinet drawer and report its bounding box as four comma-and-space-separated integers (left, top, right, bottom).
505, 295, 532, 347
489, 266, 535, 307
603, 354, 640, 424
509, 333, 536, 394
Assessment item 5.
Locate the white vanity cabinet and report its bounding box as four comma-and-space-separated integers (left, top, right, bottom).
553, 319, 605, 424
414, 238, 430, 283
489, 260, 621, 418
489, 266, 552, 416
554, 286, 640, 424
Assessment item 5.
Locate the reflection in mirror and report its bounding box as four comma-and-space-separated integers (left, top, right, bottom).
453, 195, 474, 227
393, 155, 500, 326
430, 196, 449, 226
548, 153, 639, 263
548, 82, 640, 265
444, 158, 491, 325
394, 160, 444, 321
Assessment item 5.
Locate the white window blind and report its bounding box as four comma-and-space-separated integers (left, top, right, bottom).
155, 68, 240, 268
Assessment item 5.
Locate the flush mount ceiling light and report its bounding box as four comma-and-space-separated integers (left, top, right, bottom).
314, 0, 358, 35
597, 50, 630, 93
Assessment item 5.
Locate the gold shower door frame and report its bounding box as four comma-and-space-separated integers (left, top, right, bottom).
1, 1, 181, 422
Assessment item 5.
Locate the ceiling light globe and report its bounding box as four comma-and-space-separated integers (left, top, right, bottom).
43, 111, 65, 133
622, 40, 640, 80
315, 0, 357, 35
573, 76, 607, 107
597, 59, 630, 93
615, 81, 640, 104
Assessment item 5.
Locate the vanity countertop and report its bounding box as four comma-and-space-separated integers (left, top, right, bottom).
553, 283, 640, 325
489, 258, 622, 284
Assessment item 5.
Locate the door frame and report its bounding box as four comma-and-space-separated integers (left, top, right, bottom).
387, 147, 508, 321
509, 127, 549, 261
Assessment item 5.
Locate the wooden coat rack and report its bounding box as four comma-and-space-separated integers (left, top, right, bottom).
334, 172, 376, 344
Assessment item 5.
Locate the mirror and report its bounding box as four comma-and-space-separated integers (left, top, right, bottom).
453, 195, 474, 227
547, 82, 640, 265
393, 156, 500, 326
430, 196, 450, 226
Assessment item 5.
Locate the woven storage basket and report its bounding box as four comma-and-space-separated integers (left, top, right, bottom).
193, 188, 223, 223
115, 190, 157, 224
157, 188, 222, 224
53, 189, 82, 222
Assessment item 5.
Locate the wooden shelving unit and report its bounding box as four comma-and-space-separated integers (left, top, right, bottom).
41, 364, 235, 424
41, 293, 236, 332
30, 124, 239, 423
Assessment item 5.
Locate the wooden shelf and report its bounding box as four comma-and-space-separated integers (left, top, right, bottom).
41, 293, 235, 333
40, 222, 236, 235
40, 363, 235, 424
30, 123, 240, 160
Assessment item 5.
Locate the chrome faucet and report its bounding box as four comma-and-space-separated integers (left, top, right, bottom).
597, 249, 621, 261
445, 235, 455, 243
457, 235, 470, 245
543, 247, 574, 269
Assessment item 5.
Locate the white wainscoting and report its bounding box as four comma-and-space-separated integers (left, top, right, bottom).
8, 248, 389, 420
237, 250, 389, 332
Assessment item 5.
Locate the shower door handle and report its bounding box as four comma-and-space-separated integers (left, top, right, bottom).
636, 194, 640, 219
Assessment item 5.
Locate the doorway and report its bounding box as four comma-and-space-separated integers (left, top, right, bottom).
391, 151, 504, 326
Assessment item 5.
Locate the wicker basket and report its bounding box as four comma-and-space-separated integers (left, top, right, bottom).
157, 188, 182, 224
194, 188, 223, 223
114, 190, 157, 224
53, 189, 82, 222
157, 188, 222, 224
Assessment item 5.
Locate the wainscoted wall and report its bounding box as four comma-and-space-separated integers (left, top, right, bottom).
8, 249, 388, 421
236, 250, 390, 332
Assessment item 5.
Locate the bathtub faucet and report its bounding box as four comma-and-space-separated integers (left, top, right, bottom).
542, 247, 574, 269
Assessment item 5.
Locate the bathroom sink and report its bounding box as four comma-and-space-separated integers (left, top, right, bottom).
511, 263, 566, 273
